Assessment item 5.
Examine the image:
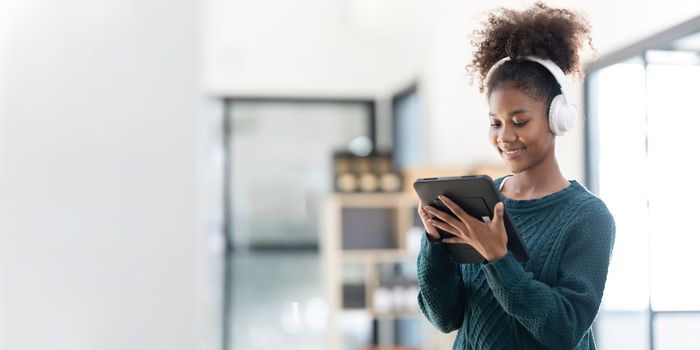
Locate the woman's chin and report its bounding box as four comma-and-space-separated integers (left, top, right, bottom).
503, 160, 525, 174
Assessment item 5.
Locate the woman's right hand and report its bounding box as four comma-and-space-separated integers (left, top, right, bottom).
418, 200, 441, 241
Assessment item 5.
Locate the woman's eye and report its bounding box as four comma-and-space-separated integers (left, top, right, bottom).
514, 121, 528, 127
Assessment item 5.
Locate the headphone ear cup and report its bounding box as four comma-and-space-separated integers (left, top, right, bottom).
548, 94, 577, 136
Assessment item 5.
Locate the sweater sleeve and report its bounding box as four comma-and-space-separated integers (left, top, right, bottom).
416, 232, 467, 333
481, 201, 615, 349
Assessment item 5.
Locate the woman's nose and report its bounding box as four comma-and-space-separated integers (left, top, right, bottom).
498, 124, 517, 142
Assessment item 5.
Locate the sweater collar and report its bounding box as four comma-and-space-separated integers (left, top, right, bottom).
495, 177, 583, 211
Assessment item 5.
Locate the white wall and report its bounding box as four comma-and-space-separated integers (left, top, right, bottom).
204, 0, 700, 181
0, 1, 220, 350
202, 0, 426, 98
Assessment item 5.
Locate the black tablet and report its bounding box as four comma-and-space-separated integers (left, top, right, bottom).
413, 175, 528, 263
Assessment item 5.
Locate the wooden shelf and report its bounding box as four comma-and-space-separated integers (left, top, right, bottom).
322, 191, 423, 350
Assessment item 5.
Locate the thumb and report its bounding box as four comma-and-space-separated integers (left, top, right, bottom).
491, 202, 504, 227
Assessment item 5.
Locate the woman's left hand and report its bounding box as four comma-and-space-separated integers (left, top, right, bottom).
423, 195, 508, 262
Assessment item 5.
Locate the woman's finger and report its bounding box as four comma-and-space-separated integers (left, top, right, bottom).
438, 195, 481, 227
442, 237, 469, 244
418, 206, 442, 240
419, 206, 431, 218
420, 208, 439, 227
424, 205, 463, 230
427, 218, 461, 237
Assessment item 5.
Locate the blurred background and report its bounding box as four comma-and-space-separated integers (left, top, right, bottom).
1, 0, 700, 349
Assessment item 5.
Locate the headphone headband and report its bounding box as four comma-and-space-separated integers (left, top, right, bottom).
484, 56, 571, 103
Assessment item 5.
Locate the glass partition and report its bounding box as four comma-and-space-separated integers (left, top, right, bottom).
224, 98, 375, 350
585, 16, 700, 350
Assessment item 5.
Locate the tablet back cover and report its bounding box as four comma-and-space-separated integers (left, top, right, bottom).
413, 175, 528, 263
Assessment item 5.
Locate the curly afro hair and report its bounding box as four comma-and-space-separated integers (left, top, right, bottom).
466, 2, 594, 100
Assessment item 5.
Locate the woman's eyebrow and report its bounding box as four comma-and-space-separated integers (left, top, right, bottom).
489, 109, 531, 117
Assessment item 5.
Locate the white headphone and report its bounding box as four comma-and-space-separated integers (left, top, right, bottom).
485, 55, 577, 136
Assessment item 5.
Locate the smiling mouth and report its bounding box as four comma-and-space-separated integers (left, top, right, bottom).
501, 147, 524, 159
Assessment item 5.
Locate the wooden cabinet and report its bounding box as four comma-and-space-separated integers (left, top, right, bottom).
321, 192, 424, 349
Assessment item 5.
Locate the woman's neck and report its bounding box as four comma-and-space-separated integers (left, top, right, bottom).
504, 154, 569, 200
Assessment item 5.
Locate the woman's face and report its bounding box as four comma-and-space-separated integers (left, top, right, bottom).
488, 87, 555, 174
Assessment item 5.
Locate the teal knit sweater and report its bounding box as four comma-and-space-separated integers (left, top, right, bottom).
417, 177, 615, 349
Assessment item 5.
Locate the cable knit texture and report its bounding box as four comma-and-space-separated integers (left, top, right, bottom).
417, 177, 615, 349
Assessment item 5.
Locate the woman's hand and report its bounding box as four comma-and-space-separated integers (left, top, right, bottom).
423, 195, 508, 262
417, 200, 442, 241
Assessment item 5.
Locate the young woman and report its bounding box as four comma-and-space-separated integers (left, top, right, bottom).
416, 3, 615, 349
